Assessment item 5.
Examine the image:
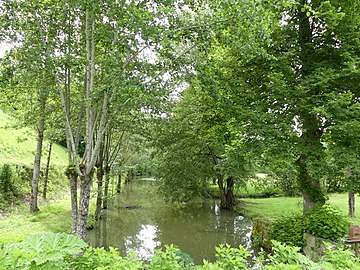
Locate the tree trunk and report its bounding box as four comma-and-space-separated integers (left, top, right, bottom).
349, 191, 355, 218
218, 176, 234, 210
297, 153, 323, 213
76, 171, 93, 240
116, 174, 121, 193
103, 166, 111, 209
225, 176, 234, 209
95, 167, 104, 219
296, 2, 325, 213
66, 165, 78, 234
42, 142, 53, 199
30, 109, 46, 212
217, 174, 227, 209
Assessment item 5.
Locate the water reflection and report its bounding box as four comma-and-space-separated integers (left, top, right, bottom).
125, 225, 160, 259
87, 180, 253, 264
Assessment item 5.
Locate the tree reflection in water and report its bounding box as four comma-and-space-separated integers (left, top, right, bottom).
87, 179, 253, 264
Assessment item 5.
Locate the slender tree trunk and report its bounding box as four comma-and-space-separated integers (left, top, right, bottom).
30, 101, 46, 212
95, 167, 104, 219
217, 174, 227, 209
102, 213, 108, 247
66, 165, 78, 234
116, 174, 121, 193
42, 142, 53, 199
103, 166, 110, 209
76, 171, 93, 240
349, 191, 355, 218
60, 3, 108, 240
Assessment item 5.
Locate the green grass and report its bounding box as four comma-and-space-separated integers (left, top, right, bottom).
0, 110, 68, 167
238, 193, 360, 225
0, 196, 72, 243
0, 110, 74, 242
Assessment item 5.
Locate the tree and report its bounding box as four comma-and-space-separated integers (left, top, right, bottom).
1, 0, 178, 239
252, 0, 360, 212
185, 0, 360, 213
152, 78, 257, 209
56, 0, 179, 239
151, 0, 283, 209
0, 0, 65, 212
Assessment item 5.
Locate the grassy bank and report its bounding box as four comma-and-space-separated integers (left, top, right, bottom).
0, 196, 72, 243
0, 110, 68, 167
238, 193, 360, 225
0, 110, 69, 209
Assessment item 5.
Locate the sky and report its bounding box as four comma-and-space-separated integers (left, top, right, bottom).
0, 43, 13, 58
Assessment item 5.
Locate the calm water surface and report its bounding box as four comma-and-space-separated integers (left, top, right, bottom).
87, 179, 253, 263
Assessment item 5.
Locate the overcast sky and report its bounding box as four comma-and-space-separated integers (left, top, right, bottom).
0, 43, 13, 58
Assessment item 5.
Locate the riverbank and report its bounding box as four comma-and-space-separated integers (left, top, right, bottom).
0, 195, 72, 243
1, 190, 359, 245
236, 193, 360, 225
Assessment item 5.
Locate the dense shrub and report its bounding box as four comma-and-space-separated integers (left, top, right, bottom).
270, 205, 349, 247
0, 164, 17, 198
270, 214, 304, 247
0, 164, 25, 208
304, 205, 350, 241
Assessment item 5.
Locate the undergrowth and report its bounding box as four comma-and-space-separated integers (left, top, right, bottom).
1, 233, 360, 269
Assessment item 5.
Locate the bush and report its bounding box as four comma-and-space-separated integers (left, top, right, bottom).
0, 164, 18, 199
270, 205, 349, 248
266, 241, 360, 270
319, 244, 360, 269
304, 205, 350, 241
270, 214, 304, 247
148, 244, 194, 270
200, 244, 250, 270
213, 244, 250, 269
267, 241, 316, 268
74, 247, 143, 270
0, 163, 27, 209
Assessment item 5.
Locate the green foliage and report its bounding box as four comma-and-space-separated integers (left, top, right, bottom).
148, 244, 194, 270
265, 241, 360, 270
269, 240, 314, 269
2, 233, 360, 269
199, 244, 250, 270
270, 214, 304, 247
74, 247, 143, 270
236, 177, 283, 198
251, 218, 272, 251
267, 241, 316, 268
0, 163, 29, 209
213, 244, 250, 269
0, 164, 17, 201
270, 205, 349, 248
0, 233, 87, 270
304, 205, 350, 241
319, 244, 360, 270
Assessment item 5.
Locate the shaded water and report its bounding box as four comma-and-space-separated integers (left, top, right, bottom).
87, 179, 253, 264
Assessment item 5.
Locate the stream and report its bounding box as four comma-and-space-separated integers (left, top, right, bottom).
87, 178, 253, 264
